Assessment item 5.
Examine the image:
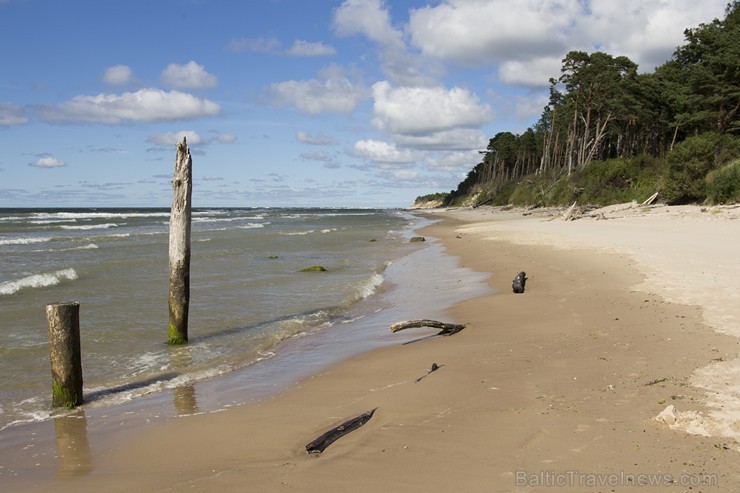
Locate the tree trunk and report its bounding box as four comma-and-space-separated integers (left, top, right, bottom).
390, 319, 466, 336
47, 302, 83, 408
168, 137, 193, 344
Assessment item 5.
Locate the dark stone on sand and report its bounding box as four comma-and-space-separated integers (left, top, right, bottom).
512, 271, 527, 293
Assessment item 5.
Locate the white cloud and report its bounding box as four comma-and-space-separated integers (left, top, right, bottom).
296, 131, 337, 146
269, 64, 368, 115
334, 0, 439, 86
230, 37, 335, 57
29, 155, 66, 168
160, 61, 217, 89
423, 150, 482, 173
393, 128, 488, 151
229, 36, 281, 54
38, 88, 221, 124
406, 0, 728, 75
333, 0, 404, 49
351, 139, 421, 165
300, 150, 334, 162
147, 130, 204, 147
391, 170, 418, 181
148, 131, 236, 147
0, 103, 28, 126
498, 57, 563, 88
514, 92, 550, 122
408, 0, 574, 65
102, 65, 133, 86
215, 133, 237, 144
372, 81, 494, 135
287, 40, 336, 57
577, 0, 729, 71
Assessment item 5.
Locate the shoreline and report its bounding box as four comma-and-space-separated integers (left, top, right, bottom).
0, 213, 491, 489
6, 205, 740, 491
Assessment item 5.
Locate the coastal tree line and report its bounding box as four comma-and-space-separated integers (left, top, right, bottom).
430, 1, 740, 208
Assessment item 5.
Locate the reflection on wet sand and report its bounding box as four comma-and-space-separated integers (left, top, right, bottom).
173, 384, 197, 415
53, 410, 91, 477
169, 347, 198, 416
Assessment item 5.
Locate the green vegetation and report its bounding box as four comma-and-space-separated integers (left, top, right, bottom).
168, 321, 187, 345
414, 192, 449, 204
52, 379, 78, 409
300, 265, 327, 272
707, 159, 740, 203
417, 3, 739, 208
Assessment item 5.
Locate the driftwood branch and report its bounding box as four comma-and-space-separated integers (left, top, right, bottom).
645, 377, 669, 386
641, 192, 659, 206
390, 319, 466, 336
306, 408, 377, 455
415, 363, 441, 383
562, 201, 578, 221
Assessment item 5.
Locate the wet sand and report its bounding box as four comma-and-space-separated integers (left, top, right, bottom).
6, 204, 740, 492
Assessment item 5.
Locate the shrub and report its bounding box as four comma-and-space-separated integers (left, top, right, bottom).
662, 133, 740, 204
706, 160, 740, 204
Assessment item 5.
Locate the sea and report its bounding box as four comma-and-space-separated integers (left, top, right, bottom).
0, 208, 491, 432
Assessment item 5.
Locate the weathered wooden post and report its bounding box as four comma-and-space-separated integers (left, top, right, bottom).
46, 302, 83, 408
168, 136, 193, 344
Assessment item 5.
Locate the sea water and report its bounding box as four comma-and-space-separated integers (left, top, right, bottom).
0, 208, 491, 430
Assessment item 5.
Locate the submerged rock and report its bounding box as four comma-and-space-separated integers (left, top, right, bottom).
300, 265, 327, 272
410, 236, 426, 243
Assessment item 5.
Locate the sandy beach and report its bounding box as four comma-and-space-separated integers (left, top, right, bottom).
6, 204, 740, 492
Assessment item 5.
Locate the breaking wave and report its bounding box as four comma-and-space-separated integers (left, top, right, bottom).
0, 237, 52, 246
0, 268, 79, 296
60, 223, 118, 230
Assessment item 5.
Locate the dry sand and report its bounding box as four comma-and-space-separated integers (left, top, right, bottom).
7, 204, 740, 492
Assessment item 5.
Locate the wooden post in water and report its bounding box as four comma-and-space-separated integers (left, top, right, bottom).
168, 136, 193, 344
46, 302, 83, 408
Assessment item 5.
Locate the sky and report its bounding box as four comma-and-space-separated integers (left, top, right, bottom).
0, 0, 730, 208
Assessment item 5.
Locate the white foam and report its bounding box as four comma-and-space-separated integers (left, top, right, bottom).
0, 267, 79, 296
0, 237, 52, 246
60, 223, 118, 230
32, 211, 168, 220
29, 218, 78, 224
358, 273, 384, 299
37, 243, 98, 252
72, 243, 99, 250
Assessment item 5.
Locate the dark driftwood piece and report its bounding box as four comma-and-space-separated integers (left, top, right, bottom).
645, 377, 668, 386
306, 408, 377, 455
415, 362, 441, 383
512, 271, 527, 293
390, 319, 465, 336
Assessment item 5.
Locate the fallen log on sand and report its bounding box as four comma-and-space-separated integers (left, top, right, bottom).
390, 319, 466, 336
306, 408, 377, 455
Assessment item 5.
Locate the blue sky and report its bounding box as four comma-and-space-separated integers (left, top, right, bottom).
0, 0, 729, 208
